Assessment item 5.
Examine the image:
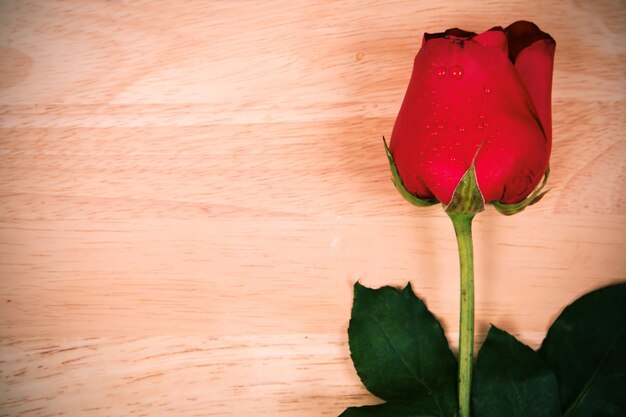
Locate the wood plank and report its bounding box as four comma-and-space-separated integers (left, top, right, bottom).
1, 0, 625, 415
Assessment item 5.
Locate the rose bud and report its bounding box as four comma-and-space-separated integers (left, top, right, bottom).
386, 21, 556, 215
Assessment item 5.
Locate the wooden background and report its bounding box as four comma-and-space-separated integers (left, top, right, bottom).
1, 1, 625, 415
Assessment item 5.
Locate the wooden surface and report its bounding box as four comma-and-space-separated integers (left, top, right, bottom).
1, 1, 625, 415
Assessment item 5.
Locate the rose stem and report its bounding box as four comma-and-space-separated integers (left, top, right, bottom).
449, 213, 475, 417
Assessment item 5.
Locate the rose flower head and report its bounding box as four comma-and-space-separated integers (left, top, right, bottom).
386, 21, 556, 215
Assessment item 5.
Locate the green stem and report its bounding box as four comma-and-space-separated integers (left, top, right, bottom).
449, 213, 475, 417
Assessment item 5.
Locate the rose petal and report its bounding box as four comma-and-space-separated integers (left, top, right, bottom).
424, 28, 477, 43
505, 21, 554, 63
445, 27, 477, 39
474, 117, 549, 204
390, 35, 546, 204
473, 28, 507, 54
513, 38, 556, 140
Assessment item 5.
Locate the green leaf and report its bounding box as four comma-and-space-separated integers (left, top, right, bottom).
539, 283, 626, 417
339, 398, 441, 417
348, 282, 457, 417
473, 325, 561, 417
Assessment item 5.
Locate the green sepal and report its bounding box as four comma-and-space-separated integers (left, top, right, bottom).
383, 137, 439, 207
445, 164, 485, 215
492, 167, 550, 216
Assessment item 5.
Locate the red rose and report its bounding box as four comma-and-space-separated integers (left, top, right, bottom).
387, 21, 555, 215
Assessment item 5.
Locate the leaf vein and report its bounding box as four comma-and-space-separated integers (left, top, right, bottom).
370, 313, 448, 417
563, 325, 626, 417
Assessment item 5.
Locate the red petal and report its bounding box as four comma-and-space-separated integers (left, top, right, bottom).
390, 35, 548, 205
505, 22, 556, 136
424, 28, 477, 42
473, 28, 507, 53
474, 117, 549, 204
513, 39, 556, 140
505, 21, 554, 63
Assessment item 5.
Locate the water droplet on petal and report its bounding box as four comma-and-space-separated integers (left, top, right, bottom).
483, 84, 491, 93
432, 146, 438, 151
457, 124, 465, 133
437, 122, 445, 129
450, 65, 464, 79
476, 117, 489, 130
450, 156, 456, 162
455, 141, 461, 146
436, 66, 447, 77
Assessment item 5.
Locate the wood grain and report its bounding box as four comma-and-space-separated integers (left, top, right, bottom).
1, 1, 625, 415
